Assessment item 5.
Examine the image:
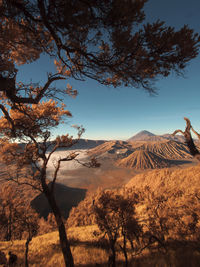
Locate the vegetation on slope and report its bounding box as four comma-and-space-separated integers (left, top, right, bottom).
126, 165, 200, 191
67, 165, 200, 266
0, 165, 200, 266
1, 223, 200, 267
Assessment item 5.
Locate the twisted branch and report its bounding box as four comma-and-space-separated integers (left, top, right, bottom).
172, 117, 200, 161
0, 75, 65, 104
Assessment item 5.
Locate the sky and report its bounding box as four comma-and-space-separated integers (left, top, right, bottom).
17, 0, 200, 140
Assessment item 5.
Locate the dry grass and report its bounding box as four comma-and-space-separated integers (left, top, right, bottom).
1, 163, 200, 266
0, 225, 109, 267
0, 231, 62, 266
126, 164, 200, 193
1, 224, 200, 266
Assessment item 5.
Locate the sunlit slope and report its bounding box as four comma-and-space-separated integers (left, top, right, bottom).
89, 140, 191, 160
0, 225, 105, 267
89, 139, 193, 170
136, 140, 192, 159
88, 140, 133, 157
126, 165, 200, 192
117, 150, 171, 169
1, 222, 200, 267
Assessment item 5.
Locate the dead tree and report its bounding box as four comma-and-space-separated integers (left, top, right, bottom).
173, 117, 200, 161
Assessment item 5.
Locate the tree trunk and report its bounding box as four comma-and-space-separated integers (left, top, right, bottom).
25, 235, 32, 267
173, 117, 200, 161
122, 234, 128, 267
6, 207, 12, 241
41, 180, 74, 267
108, 240, 116, 267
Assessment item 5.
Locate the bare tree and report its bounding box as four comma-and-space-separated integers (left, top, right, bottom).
173, 117, 200, 161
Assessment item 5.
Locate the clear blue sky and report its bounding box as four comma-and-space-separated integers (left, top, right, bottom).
17, 0, 200, 140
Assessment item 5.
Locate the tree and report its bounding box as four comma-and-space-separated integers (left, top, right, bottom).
93, 190, 141, 267
135, 185, 200, 257
0, 0, 200, 104
0, 100, 99, 266
0, 1, 200, 266
22, 210, 39, 267
0, 182, 39, 266
0, 182, 35, 241
173, 117, 200, 161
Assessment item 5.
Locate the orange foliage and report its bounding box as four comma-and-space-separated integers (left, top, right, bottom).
0, 17, 51, 74
0, 100, 71, 139
0, 183, 39, 241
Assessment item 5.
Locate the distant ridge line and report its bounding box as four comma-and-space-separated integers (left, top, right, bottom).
128, 130, 185, 143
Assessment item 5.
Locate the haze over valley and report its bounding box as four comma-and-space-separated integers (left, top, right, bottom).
1, 130, 197, 221
44, 130, 198, 191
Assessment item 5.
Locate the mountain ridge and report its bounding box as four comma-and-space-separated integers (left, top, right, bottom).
117, 150, 171, 169
128, 130, 156, 141
128, 130, 185, 142
89, 138, 193, 170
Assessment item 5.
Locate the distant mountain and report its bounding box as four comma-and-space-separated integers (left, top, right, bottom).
89, 140, 133, 157
162, 134, 185, 143
64, 138, 106, 150
45, 139, 106, 151
89, 137, 193, 170
128, 131, 186, 143
18, 139, 106, 151
128, 130, 156, 141
142, 135, 167, 142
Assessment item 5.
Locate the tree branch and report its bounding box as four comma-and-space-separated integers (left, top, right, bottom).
34, 75, 65, 103
74, 157, 100, 168
0, 104, 16, 136
173, 117, 200, 161
191, 127, 200, 141
0, 75, 65, 104
50, 152, 79, 193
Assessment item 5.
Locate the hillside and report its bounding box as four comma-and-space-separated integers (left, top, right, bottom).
1, 166, 200, 266
67, 165, 200, 266
126, 164, 200, 193
59, 138, 105, 150
0, 225, 105, 267
117, 150, 172, 169
88, 140, 133, 157
162, 134, 185, 143
136, 140, 192, 159
1, 222, 200, 266
88, 139, 193, 170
